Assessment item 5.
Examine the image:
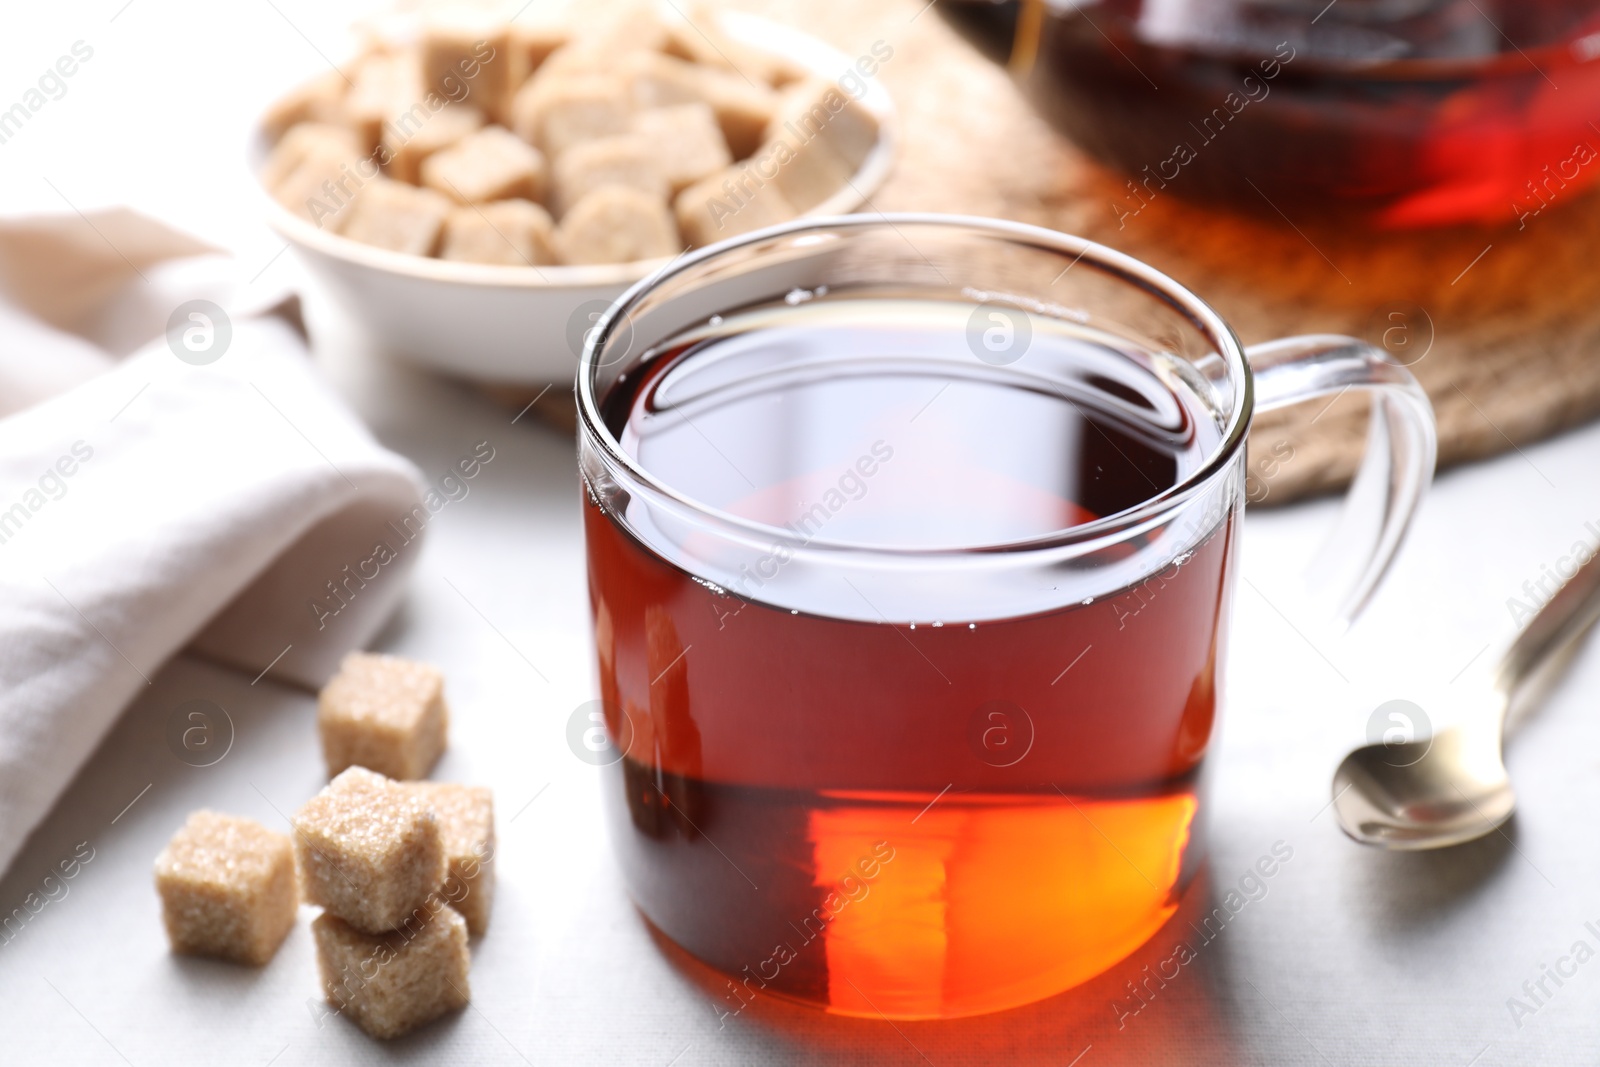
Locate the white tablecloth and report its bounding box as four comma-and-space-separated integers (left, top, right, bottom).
4, 2, 1600, 1064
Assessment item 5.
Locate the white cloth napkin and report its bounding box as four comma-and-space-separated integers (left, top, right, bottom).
0, 210, 428, 877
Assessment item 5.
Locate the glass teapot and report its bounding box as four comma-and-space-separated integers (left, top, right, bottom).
940, 0, 1600, 228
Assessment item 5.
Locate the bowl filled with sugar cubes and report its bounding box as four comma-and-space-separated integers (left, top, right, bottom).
254, 3, 898, 383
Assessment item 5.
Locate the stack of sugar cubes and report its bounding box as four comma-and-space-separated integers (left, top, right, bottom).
154, 653, 495, 1040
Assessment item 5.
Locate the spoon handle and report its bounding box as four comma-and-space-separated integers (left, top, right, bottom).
1496, 544, 1600, 698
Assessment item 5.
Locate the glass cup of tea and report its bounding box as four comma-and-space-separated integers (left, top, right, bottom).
576, 215, 1435, 1020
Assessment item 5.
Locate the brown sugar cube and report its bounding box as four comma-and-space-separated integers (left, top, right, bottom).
154, 811, 297, 966
263, 70, 348, 140
579, 4, 672, 55
314, 906, 470, 1039
550, 135, 668, 216
339, 180, 453, 256
660, 9, 795, 88
510, 74, 632, 157
508, 10, 659, 85
632, 104, 732, 193
502, 21, 571, 114
508, 22, 571, 75
695, 67, 777, 160
344, 52, 423, 149
622, 51, 713, 111
440, 199, 557, 266
406, 783, 495, 936
556, 186, 679, 265
759, 129, 851, 214
380, 103, 483, 183
272, 145, 368, 231
261, 122, 365, 192
318, 651, 450, 780
420, 16, 511, 119
421, 125, 546, 205
674, 163, 797, 246
616, 54, 773, 159
293, 767, 447, 934
528, 42, 615, 82
766, 80, 880, 174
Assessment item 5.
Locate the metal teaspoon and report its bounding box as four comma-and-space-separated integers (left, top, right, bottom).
1332, 541, 1600, 849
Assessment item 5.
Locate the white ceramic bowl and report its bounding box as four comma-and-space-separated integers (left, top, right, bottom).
254, 12, 898, 384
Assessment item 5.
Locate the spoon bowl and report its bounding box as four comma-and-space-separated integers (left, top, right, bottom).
1332, 726, 1515, 850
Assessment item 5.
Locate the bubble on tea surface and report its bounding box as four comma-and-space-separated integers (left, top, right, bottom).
967, 699, 1035, 768
568, 299, 634, 367
965, 301, 1032, 367
1365, 698, 1432, 767
166, 699, 235, 767
166, 300, 232, 365
566, 699, 634, 766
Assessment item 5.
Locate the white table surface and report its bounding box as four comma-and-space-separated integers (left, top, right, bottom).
6, 2, 1600, 1064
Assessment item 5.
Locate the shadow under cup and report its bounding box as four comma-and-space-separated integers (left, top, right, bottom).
576, 217, 1253, 1020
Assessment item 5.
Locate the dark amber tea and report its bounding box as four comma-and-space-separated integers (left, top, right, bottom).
584, 298, 1236, 1019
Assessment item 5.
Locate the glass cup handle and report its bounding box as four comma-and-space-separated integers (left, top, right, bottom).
1246, 334, 1438, 625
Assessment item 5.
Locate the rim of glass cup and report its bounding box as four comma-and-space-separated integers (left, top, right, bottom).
576, 213, 1254, 557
